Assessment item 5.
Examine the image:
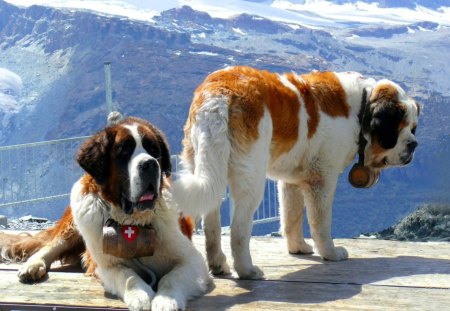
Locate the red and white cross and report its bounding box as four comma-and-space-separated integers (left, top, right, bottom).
122, 225, 138, 242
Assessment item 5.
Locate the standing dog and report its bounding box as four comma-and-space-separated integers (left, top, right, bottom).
172, 66, 420, 279
1, 116, 211, 311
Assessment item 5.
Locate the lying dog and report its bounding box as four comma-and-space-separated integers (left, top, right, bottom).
1, 115, 211, 311
172, 66, 420, 279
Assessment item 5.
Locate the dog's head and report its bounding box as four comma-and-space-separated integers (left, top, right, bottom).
362, 80, 420, 170
77, 117, 171, 218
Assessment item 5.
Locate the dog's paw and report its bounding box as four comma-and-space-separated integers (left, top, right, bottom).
151, 294, 184, 311
18, 258, 47, 282
124, 288, 154, 311
236, 265, 264, 280
322, 246, 349, 261
288, 241, 314, 255
209, 261, 231, 276
208, 253, 231, 276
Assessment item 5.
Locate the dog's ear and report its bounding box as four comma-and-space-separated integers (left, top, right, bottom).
77, 128, 115, 185
368, 84, 405, 149
154, 127, 172, 178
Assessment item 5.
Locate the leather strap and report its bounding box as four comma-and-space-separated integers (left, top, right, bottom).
357, 88, 369, 166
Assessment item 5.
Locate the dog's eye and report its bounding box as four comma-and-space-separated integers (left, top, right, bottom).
142, 138, 160, 157
411, 125, 417, 135
116, 140, 135, 159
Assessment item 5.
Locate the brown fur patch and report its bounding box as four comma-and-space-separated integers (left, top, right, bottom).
178, 215, 195, 240
183, 66, 300, 160
296, 71, 350, 138
0, 231, 51, 262
370, 83, 399, 103
399, 120, 409, 131
366, 138, 388, 168
80, 174, 100, 196
285, 73, 320, 139
82, 249, 97, 276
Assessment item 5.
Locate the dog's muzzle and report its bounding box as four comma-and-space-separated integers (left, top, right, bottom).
121, 187, 157, 214
123, 157, 160, 214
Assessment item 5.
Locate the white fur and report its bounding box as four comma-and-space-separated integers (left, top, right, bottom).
172, 68, 419, 279
171, 95, 231, 217
70, 181, 211, 311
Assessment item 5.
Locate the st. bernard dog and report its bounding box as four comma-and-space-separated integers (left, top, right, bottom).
172, 66, 420, 279
0, 116, 211, 311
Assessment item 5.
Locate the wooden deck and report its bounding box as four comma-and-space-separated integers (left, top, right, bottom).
0, 235, 449, 310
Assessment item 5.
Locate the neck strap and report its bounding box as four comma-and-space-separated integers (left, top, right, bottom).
357, 88, 369, 166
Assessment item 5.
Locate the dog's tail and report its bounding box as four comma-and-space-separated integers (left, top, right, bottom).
0, 227, 59, 262
0, 227, 54, 263
172, 95, 230, 217
0, 206, 83, 265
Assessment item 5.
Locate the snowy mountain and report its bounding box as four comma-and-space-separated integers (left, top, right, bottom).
4, 0, 450, 28
0, 0, 449, 236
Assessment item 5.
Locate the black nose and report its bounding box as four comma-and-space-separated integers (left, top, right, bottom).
407, 140, 418, 151
139, 158, 158, 172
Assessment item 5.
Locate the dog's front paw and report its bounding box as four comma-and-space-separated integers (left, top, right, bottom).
207, 251, 231, 276
236, 264, 264, 280
288, 241, 314, 255
321, 246, 349, 261
124, 288, 154, 311
209, 259, 231, 276
18, 258, 47, 282
151, 294, 184, 311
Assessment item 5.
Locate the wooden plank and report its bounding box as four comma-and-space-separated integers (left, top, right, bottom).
0, 270, 126, 309
191, 236, 450, 288
189, 278, 450, 311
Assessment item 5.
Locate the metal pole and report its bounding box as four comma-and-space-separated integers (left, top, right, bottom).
104, 62, 113, 115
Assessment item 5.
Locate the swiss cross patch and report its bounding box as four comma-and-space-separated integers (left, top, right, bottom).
122, 225, 138, 242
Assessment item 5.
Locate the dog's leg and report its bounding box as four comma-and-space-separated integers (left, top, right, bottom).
17, 207, 83, 282
279, 181, 313, 255
203, 206, 230, 275
97, 265, 155, 311
17, 231, 81, 282
151, 249, 211, 311
228, 168, 266, 279
302, 170, 348, 261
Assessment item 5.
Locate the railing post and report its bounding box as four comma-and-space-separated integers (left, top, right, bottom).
104, 62, 113, 115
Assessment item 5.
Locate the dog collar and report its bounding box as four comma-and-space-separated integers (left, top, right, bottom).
357, 88, 369, 166
348, 88, 380, 188
102, 218, 156, 258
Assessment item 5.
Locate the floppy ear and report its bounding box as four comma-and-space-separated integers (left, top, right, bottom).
77, 128, 115, 185
368, 85, 405, 150
154, 128, 172, 178
370, 104, 404, 149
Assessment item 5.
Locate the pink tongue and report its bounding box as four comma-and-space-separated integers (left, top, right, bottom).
139, 192, 154, 202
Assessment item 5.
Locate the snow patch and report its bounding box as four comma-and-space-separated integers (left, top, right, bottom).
0, 68, 23, 127
189, 51, 219, 56
232, 27, 247, 35
191, 32, 206, 40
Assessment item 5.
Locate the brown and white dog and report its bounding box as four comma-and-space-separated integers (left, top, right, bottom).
1, 116, 211, 311
172, 66, 420, 279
